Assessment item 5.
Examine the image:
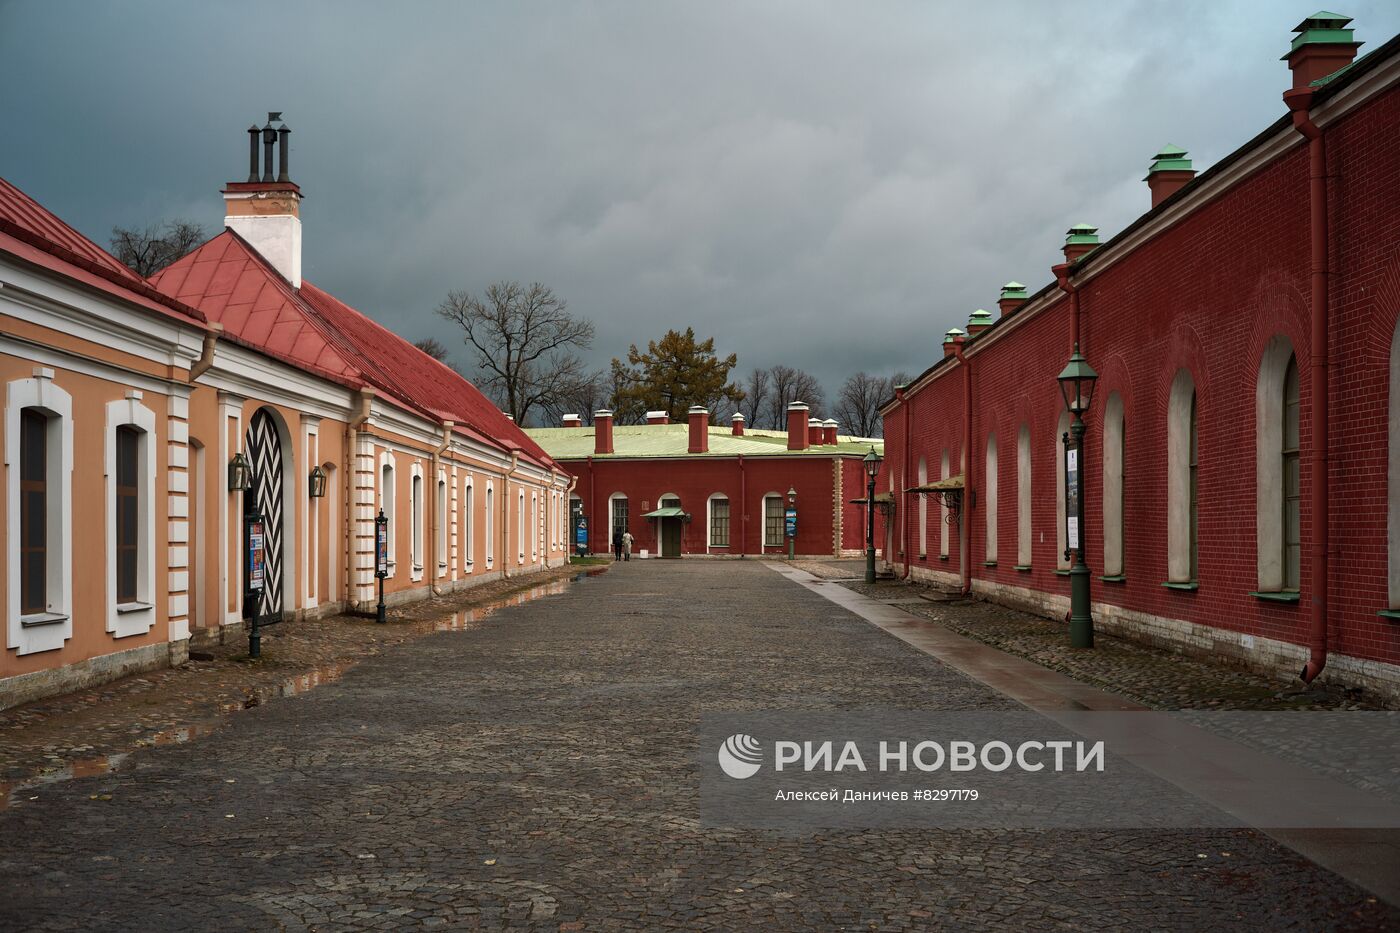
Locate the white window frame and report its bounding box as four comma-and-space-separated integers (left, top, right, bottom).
1055, 412, 1070, 571
1256, 336, 1297, 592
1167, 369, 1197, 584
518, 489, 526, 564
105, 394, 157, 638
917, 457, 928, 558
708, 493, 730, 550
485, 481, 495, 568
1102, 393, 1125, 578
608, 492, 629, 553
379, 450, 397, 577
462, 474, 475, 572
763, 493, 784, 548
409, 463, 425, 579
1016, 425, 1031, 568
6, 373, 73, 655
939, 451, 950, 559
984, 433, 998, 565
436, 470, 448, 577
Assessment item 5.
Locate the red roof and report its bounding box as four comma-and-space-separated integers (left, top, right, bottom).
0, 176, 206, 326
153, 230, 555, 469
0, 177, 140, 279
150, 232, 359, 385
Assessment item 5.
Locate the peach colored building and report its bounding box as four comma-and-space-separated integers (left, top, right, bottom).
1, 120, 571, 709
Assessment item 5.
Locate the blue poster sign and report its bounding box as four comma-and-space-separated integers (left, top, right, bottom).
576, 516, 589, 546
785, 507, 797, 538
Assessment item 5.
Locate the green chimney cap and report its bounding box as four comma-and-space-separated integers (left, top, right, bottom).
1146, 144, 1194, 178
968, 308, 993, 327
1065, 224, 1100, 246
1285, 11, 1359, 56
943, 327, 965, 344
1000, 281, 1028, 300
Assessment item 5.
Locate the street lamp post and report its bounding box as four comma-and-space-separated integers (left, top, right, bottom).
374, 508, 389, 624
786, 486, 797, 561
1057, 345, 1099, 649
863, 446, 882, 584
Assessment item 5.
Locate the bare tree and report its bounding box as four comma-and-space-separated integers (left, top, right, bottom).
740, 368, 771, 428
766, 365, 826, 429
538, 370, 606, 426
835, 372, 889, 438
413, 337, 452, 363
110, 220, 208, 277
436, 282, 595, 425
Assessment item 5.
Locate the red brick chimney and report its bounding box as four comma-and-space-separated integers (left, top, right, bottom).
966, 309, 993, 337
688, 406, 709, 453
562, 413, 582, 427
594, 409, 614, 455
787, 402, 810, 451
731, 413, 745, 436
825, 420, 839, 445
1063, 224, 1100, 263
1145, 145, 1196, 208
1285, 12, 1361, 90
997, 282, 1028, 317
646, 410, 669, 425
943, 328, 964, 358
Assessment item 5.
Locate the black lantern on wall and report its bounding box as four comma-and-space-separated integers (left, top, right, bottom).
228, 452, 253, 492
1056, 347, 1099, 417
308, 465, 328, 498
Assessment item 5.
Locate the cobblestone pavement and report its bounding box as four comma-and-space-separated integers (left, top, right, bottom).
0, 560, 1393, 931
786, 559, 1385, 711
0, 564, 593, 787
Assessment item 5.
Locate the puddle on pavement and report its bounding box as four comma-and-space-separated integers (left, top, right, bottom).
1, 570, 603, 809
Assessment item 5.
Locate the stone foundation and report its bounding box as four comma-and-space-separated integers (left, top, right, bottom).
0, 640, 178, 712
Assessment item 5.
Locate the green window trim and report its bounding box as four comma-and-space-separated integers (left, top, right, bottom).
1014, 564, 1032, 572
1378, 610, 1400, 622
1054, 569, 1071, 577
1162, 581, 1199, 591
1249, 590, 1300, 604
1100, 574, 1127, 584
938, 554, 950, 562
982, 560, 997, 568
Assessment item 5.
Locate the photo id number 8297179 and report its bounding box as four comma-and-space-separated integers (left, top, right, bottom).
913, 789, 980, 802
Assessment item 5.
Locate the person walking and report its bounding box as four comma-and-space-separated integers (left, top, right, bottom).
622, 530, 634, 562
612, 526, 624, 561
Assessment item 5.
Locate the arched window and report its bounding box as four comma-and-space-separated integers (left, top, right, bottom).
1167, 369, 1198, 584
609, 493, 629, 550
530, 491, 538, 561
7, 375, 74, 656
1055, 411, 1071, 571
1102, 393, 1125, 578
917, 457, 928, 558
1256, 337, 1299, 593
1016, 425, 1031, 568
436, 474, 447, 576
485, 483, 495, 567
379, 453, 396, 575
939, 450, 950, 559
410, 468, 424, 578
984, 433, 998, 565
763, 493, 784, 548
462, 475, 474, 572
518, 490, 526, 563
709, 494, 730, 549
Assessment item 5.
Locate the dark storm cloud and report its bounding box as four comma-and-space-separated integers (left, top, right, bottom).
3, 1, 1396, 405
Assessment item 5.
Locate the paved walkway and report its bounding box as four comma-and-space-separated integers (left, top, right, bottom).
0, 560, 1392, 930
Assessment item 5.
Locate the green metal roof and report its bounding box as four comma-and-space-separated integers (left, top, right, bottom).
1000, 282, 1029, 300
968, 308, 993, 327
524, 422, 884, 461
1065, 223, 1101, 245
1286, 11, 1359, 55
1146, 144, 1194, 177
642, 506, 686, 518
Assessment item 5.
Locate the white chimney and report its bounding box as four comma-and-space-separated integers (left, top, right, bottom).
223, 113, 303, 288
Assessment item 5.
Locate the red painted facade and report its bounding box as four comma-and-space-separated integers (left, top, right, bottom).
882, 26, 1400, 697
561, 453, 888, 558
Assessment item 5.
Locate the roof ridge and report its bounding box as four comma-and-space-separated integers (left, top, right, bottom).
0, 175, 141, 280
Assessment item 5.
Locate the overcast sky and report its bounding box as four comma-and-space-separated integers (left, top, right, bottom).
3, 1, 1397, 406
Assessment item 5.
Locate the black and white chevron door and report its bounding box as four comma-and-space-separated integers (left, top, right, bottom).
245, 409, 285, 619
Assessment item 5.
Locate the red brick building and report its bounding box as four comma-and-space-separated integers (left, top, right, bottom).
881, 14, 1400, 702
527, 406, 886, 558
